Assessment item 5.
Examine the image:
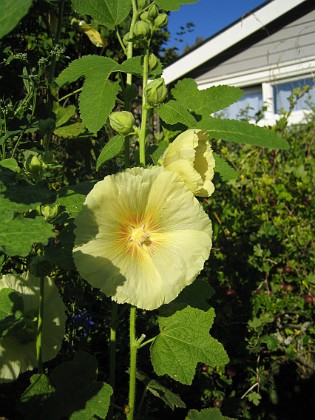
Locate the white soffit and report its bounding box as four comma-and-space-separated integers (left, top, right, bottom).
162, 0, 308, 85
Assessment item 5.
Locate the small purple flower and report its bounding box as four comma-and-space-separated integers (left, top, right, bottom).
71, 311, 94, 337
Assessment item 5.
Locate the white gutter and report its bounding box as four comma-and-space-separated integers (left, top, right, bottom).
162, 0, 308, 85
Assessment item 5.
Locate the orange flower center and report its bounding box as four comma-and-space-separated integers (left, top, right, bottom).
129, 224, 151, 246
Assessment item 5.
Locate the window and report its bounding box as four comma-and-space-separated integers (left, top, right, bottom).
273, 77, 315, 113
221, 87, 263, 120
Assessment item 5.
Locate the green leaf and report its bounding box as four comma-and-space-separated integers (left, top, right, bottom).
186, 407, 234, 419
151, 306, 229, 385
213, 153, 237, 181
54, 122, 86, 138
0, 0, 33, 39
55, 105, 76, 128
173, 278, 214, 310
80, 78, 120, 133
136, 371, 186, 410
0, 288, 23, 321
119, 56, 144, 75
201, 118, 289, 149
0, 288, 24, 339
156, 0, 199, 11
247, 391, 262, 406
56, 56, 122, 133
45, 222, 76, 270
0, 215, 55, 257
46, 351, 112, 420
151, 140, 169, 165
56, 56, 119, 86
18, 374, 55, 419
57, 181, 95, 217
0, 158, 20, 173
157, 100, 197, 127
72, 0, 132, 29
172, 79, 244, 115
96, 134, 125, 170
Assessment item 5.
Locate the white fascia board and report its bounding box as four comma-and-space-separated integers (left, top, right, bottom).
163, 0, 307, 85
196, 57, 315, 89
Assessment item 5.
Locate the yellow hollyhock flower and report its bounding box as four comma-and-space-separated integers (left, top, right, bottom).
73, 167, 212, 310
160, 129, 215, 197
78, 21, 106, 47
0, 272, 66, 383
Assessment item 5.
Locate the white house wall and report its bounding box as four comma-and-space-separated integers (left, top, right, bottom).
195, 8, 315, 89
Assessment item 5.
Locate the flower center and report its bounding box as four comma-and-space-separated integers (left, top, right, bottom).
129, 224, 151, 246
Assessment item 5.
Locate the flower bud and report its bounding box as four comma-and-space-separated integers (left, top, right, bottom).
144, 78, 167, 106
25, 154, 45, 182
140, 11, 150, 22
109, 111, 135, 135
41, 204, 60, 221
159, 129, 215, 197
147, 4, 159, 19
133, 21, 151, 40
137, 0, 150, 11
154, 13, 168, 29
148, 53, 159, 71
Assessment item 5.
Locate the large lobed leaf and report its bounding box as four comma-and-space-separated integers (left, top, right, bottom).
72, 0, 131, 29
0, 0, 33, 39
171, 79, 244, 116
151, 306, 229, 385
56, 55, 143, 133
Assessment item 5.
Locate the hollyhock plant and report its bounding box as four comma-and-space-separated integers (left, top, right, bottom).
160, 129, 215, 197
73, 166, 212, 310
0, 272, 66, 383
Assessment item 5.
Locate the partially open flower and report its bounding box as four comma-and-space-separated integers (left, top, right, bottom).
73, 167, 212, 310
0, 272, 66, 382
160, 129, 215, 197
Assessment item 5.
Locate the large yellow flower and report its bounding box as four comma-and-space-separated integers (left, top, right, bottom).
73, 167, 212, 310
0, 272, 66, 383
160, 129, 215, 197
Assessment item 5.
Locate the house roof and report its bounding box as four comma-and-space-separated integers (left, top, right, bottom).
162, 0, 311, 85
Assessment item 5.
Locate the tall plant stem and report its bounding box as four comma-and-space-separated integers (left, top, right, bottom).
48, 0, 65, 84
138, 48, 150, 166
124, 0, 138, 167
127, 306, 138, 420
36, 277, 45, 374
108, 301, 118, 418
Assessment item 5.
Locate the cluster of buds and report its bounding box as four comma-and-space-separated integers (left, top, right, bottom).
124, 1, 168, 45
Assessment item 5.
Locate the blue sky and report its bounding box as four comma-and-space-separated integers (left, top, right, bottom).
165, 0, 267, 53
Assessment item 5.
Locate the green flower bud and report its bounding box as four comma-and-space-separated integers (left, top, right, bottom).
144, 78, 167, 106
140, 11, 150, 22
148, 53, 159, 71
41, 204, 60, 221
24, 154, 46, 183
154, 13, 168, 29
109, 111, 135, 135
137, 0, 150, 11
148, 4, 159, 19
133, 21, 151, 40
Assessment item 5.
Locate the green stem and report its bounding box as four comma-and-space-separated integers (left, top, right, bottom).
138, 48, 150, 166
127, 306, 138, 420
48, 0, 65, 84
36, 277, 45, 374
58, 87, 82, 102
108, 302, 118, 418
